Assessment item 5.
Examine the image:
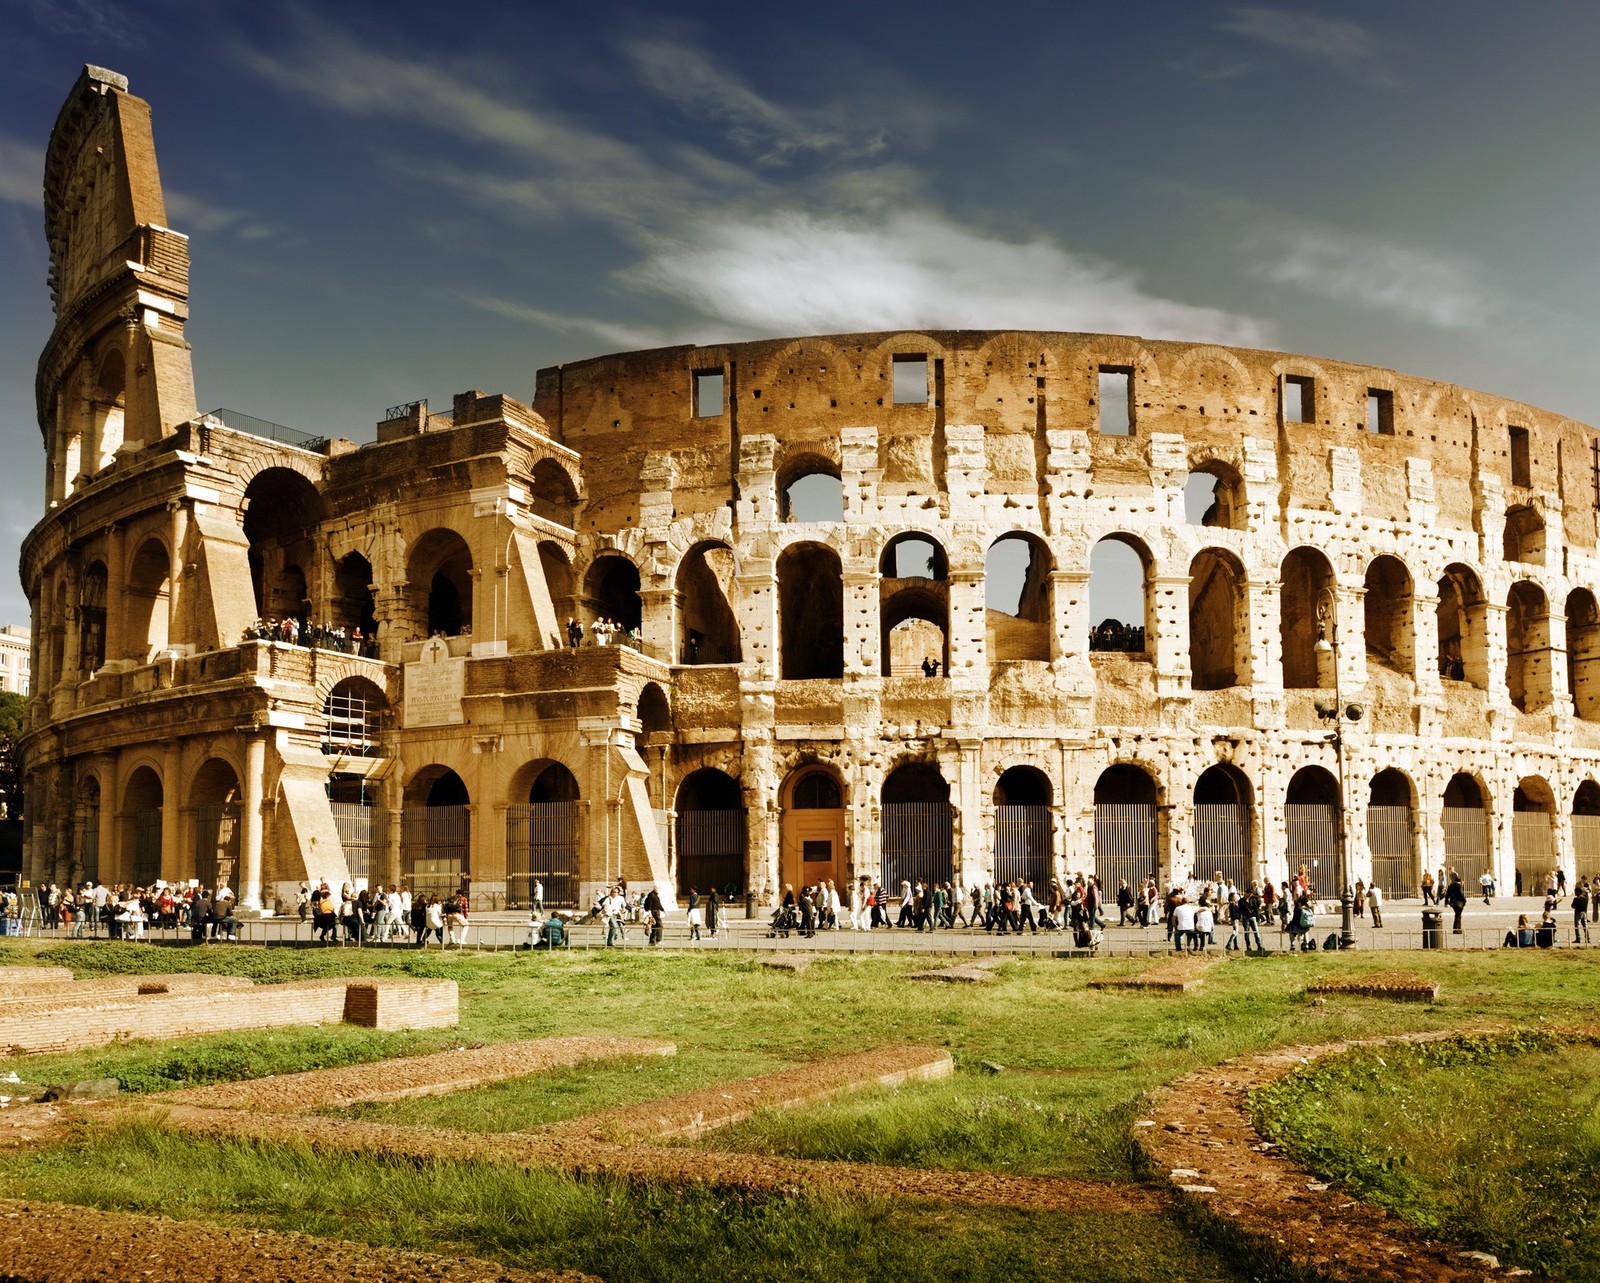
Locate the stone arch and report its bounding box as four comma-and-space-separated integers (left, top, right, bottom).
402, 765, 471, 900
72, 773, 102, 886
675, 767, 746, 898
1506, 579, 1553, 712
1184, 459, 1245, 529
1440, 771, 1491, 889
322, 675, 387, 757
880, 760, 953, 895
881, 533, 948, 677
1363, 555, 1413, 676
78, 560, 107, 675
1089, 534, 1151, 654
125, 536, 170, 662
121, 763, 164, 888
1166, 345, 1259, 412
92, 345, 128, 457
1503, 504, 1546, 566
1189, 547, 1246, 690
582, 552, 642, 636
637, 681, 671, 735
993, 764, 1052, 889
778, 763, 846, 893
676, 540, 741, 664
777, 451, 844, 522
408, 528, 474, 639
1094, 762, 1162, 889
189, 757, 243, 892
1513, 775, 1558, 895
1285, 765, 1341, 893
1568, 589, 1600, 720
1193, 763, 1253, 888
1437, 563, 1488, 688
243, 467, 325, 623
506, 759, 581, 908
777, 541, 843, 679
529, 458, 579, 526
1573, 779, 1600, 885
1367, 767, 1416, 895
985, 532, 1052, 661
332, 552, 376, 642
1280, 546, 1335, 689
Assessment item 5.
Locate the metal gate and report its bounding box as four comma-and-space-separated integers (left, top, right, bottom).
1094, 802, 1157, 892
194, 803, 241, 891
1192, 803, 1250, 889
676, 809, 745, 897
402, 804, 470, 901
331, 803, 385, 883
994, 805, 1052, 888
1575, 814, 1600, 882
1512, 812, 1555, 894
1441, 805, 1489, 890
1285, 803, 1340, 893
1365, 805, 1415, 896
133, 809, 161, 887
881, 801, 954, 893
77, 810, 100, 887
506, 802, 579, 907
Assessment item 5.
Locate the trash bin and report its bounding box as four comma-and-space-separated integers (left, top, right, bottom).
1421, 908, 1443, 950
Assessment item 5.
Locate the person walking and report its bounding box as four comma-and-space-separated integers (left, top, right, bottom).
1445, 871, 1469, 934
1573, 878, 1591, 944
1367, 881, 1384, 929
706, 887, 720, 939
1420, 867, 1435, 905
1479, 869, 1495, 905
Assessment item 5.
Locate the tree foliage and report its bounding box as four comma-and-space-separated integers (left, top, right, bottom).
0, 690, 27, 819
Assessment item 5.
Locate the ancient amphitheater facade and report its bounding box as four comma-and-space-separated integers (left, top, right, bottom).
20, 67, 1600, 911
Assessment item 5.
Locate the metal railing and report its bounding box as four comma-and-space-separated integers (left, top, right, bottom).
206, 407, 326, 450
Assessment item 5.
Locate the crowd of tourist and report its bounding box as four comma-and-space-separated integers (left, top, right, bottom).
243, 618, 379, 657
10, 879, 245, 941
298, 880, 472, 947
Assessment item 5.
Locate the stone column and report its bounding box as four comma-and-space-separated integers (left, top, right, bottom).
168, 500, 189, 651
104, 524, 126, 666
161, 740, 183, 883
239, 732, 267, 911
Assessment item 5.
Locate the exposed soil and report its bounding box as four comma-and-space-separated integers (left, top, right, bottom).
1087, 956, 1217, 992
0, 1197, 598, 1283
167, 1037, 677, 1113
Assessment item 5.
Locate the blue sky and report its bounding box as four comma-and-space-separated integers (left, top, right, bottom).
4, 1, 1600, 629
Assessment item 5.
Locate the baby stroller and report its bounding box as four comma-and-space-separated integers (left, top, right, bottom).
1035, 905, 1061, 931
768, 903, 799, 938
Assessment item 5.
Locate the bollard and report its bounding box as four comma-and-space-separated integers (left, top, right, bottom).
745, 893, 756, 920
1421, 908, 1443, 950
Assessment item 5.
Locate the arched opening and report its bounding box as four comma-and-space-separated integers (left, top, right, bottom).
1440, 772, 1490, 890
1193, 764, 1252, 889
1189, 549, 1245, 690
332, 553, 377, 646
1364, 555, 1413, 677
407, 529, 474, 639
1285, 765, 1341, 893
1568, 590, 1600, 720
780, 765, 846, 892
243, 468, 325, 623
1437, 564, 1487, 687
1512, 776, 1557, 896
675, 768, 746, 898
777, 542, 843, 679
1183, 462, 1244, 529
583, 554, 642, 638
78, 562, 107, 676
994, 765, 1052, 889
1280, 547, 1335, 689
539, 542, 576, 639
507, 762, 580, 908
529, 458, 578, 527
881, 761, 953, 893
1574, 780, 1600, 887
189, 758, 242, 892
1503, 504, 1545, 566
122, 764, 163, 888
676, 541, 741, 664
1506, 580, 1553, 712
779, 454, 844, 522
1367, 768, 1415, 896
73, 775, 101, 887
322, 677, 387, 758
1094, 764, 1159, 890
881, 534, 949, 677
637, 682, 671, 735
91, 347, 127, 461
125, 538, 170, 663
985, 533, 1052, 661
402, 767, 471, 901
1089, 535, 1150, 654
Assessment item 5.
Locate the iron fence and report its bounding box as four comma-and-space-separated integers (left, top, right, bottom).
1192, 803, 1250, 889
676, 809, 746, 898
331, 803, 385, 883
994, 805, 1052, 888
1512, 812, 1555, 894
402, 804, 470, 901
194, 803, 241, 891
1441, 805, 1490, 890
505, 802, 580, 907
133, 809, 161, 887
1575, 814, 1600, 882
1094, 802, 1157, 892
881, 801, 954, 893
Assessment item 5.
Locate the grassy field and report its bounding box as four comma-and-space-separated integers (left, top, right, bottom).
5, 939, 1600, 1281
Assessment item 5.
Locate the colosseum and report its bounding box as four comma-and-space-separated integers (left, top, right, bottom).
19, 65, 1600, 913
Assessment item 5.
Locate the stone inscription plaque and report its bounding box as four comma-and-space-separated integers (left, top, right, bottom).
404, 636, 465, 727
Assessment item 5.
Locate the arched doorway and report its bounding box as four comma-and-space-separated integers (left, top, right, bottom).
122, 765, 163, 888
189, 759, 243, 892
994, 766, 1052, 889
333, 552, 377, 645
1437, 565, 1487, 687
780, 766, 846, 893
880, 762, 953, 893
1280, 548, 1335, 689
1189, 549, 1245, 689
677, 542, 741, 664
1192, 764, 1252, 888
407, 530, 473, 638
125, 538, 170, 663
1567, 590, 1600, 719
73, 776, 101, 887
1364, 556, 1413, 677
585, 554, 643, 636
402, 767, 471, 901
507, 762, 580, 908
985, 533, 1052, 661
675, 768, 746, 898
1285, 766, 1341, 894
1512, 776, 1556, 896
1440, 773, 1490, 890
1574, 781, 1600, 886
777, 542, 844, 679
1506, 581, 1553, 712
1088, 537, 1151, 654
244, 468, 324, 623
1093, 764, 1158, 891
1366, 769, 1415, 896
779, 454, 844, 522
881, 534, 949, 676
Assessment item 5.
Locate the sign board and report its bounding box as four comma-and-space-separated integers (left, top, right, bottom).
404, 636, 466, 727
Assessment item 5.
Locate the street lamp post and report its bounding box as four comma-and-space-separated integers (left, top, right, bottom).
1314, 589, 1362, 949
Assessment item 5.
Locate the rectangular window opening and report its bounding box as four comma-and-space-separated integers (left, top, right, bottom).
1366, 388, 1394, 435
1510, 425, 1531, 488
1282, 375, 1314, 424
892, 355, 929, 405
1098, 366, 1133, 436
693, 368, 725, 418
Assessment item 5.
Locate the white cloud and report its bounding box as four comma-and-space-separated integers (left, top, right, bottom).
29, 0, 144, 45
0, 137, 44, 206
629, 210, 1270, 345
163, 190, 241, 234
453, 294, 671, 351
1219, 8, 1396, 87
1254, 226, 1491, 329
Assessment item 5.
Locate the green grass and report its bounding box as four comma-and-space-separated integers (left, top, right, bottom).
6, 942, 1600, 1280
1252, 1030, 1600, 1278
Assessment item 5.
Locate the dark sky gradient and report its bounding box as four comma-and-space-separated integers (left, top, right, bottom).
3, 0, 1598, 625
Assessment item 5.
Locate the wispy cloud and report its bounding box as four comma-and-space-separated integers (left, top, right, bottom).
1253, 225, 1490, 329
1219, 8, 1396, 87
629, 210, 1270, 345
453, 294, 671, 351
28, 0, 145, 46
0, 137, 44, 206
